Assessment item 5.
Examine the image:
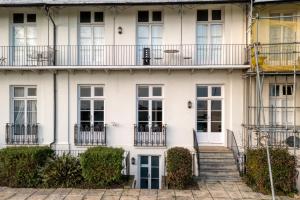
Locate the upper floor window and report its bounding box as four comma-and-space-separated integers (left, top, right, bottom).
79, 11, 105, 65
11, 86, 37, 126
138, 11, 162, 23
137, 11, 163, 65
80, 11, 104, 23
196, 9, 223, 64
13, 13, 36, 24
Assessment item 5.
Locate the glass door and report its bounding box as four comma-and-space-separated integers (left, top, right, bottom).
196, 85, 223, 145
140, 155, 160, 189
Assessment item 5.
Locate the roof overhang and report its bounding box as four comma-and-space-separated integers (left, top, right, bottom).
0, 0, 250, 7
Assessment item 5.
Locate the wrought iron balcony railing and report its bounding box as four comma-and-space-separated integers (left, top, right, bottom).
5, 123, 39, 145
74, 124, 106, 146
0, 44, 248, 67
134, 124, 167, 147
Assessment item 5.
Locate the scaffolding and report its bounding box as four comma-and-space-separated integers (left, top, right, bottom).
244, 12, 300, 154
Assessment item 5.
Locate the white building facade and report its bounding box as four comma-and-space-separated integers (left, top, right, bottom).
0, 0, 249, 189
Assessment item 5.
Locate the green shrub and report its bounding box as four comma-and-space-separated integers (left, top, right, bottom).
41, 154, 83, 188
167, 147, 192, 189
245, 148, 297, 195
0, 146, 54, 187
80, 147, 124, 187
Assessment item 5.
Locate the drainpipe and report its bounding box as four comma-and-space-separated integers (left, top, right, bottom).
45, 6, 57, 148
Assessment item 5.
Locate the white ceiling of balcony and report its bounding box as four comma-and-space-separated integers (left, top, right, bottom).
0, 0, 249, 5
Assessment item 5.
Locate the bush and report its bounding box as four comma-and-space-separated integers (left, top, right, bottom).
0, 146, 54, 187
41, 154, 83, 188
80, 147, 124, 187
245, 148, 297, 195
167, 147, 192, 189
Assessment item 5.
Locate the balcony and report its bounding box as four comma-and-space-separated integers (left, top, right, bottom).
251, 43, 300, 72
134, 124, 167, 147
0, 44, 248, 68
74, 124, 106, 146
5, 123, 39, 145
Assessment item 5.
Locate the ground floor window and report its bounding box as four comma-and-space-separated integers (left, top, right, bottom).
11, 86, 37, 135
78, 85, 104, 131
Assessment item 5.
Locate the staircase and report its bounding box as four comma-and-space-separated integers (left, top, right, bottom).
197, 147, 241, 182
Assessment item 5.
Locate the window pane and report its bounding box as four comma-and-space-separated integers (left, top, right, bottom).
94, 100, 104, 110
138, 111, 148, 121
197, 122, 207, 132
94, 12, 104, 22
211, 100, 221, 110
152, 101, 162, 111
13, 13, 24, 23
14, 100, 25, 124
80, 111, 90, 121
211, 122, 221, 132
212, 87, 221, 96
152, 11, 162, 21
28, 88, 36, 96
212, 10, 222, 20
197, 10, 208, 21
152, 111, 162, 121
197, 100, 207, 110
27, 14, 36, 23
80, 122, 90, 131
141, 156, 148, 164
27, 100, 37, 124
197, 86, 208, 97
138, 11, 149, 22
80, 100, 91, 110
141, 167, 148, 178
151, 179, 159, 189
153, 87, 162, 96
197, 111, 207, 121
211, 111, 221, 121
151, 168, 159, 178
80, 12, 91, 23
14, 87, 24, 97
151, 156, 159, 167
94, 111, 104, 121
94, 87, 103, 96
80, 87, 91, 97
138, 100, 149, 110
283, 85, 293, 96
138, 86, 149, 97
270, 85, 280, 96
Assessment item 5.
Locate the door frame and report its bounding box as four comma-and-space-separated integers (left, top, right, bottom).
137, 154, 162, 189
195, 84, 225, 146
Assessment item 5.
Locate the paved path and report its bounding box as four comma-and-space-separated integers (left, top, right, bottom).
0, 182, 297, 200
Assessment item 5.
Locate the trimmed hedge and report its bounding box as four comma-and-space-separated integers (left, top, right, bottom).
42, 154, 83, 188
80, 147, 124, 187
0, 146, 54, 187
167, 147, 192, 189
245, 148, 297, 195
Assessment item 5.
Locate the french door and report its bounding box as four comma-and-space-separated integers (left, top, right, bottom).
140, 155, 160, 189
79, 26, 105, 65
196, 85, 224, 145
137, 25, 163, 65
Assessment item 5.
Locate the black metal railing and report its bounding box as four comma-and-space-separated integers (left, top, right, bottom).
134, 124, 167, 147
193, 129, 201, 176
227, 129, 245, 176
0, 44, 248, 67
74, 124, 106, 146
5, 123, 39, 145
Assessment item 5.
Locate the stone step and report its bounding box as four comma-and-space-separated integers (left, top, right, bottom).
198, 176, 242, 182
199, 152, 234, 158
200, 165, 238, 170
199, 158, 236, 163
200, 170, 240, 177
199, 162, 237, 167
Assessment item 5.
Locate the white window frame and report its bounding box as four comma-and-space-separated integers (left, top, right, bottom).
10, 86, 37, 135
196, 85, 224, 133
77, 85, 105, 130
269, 83, 294, 126
136, 85, 164, 130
